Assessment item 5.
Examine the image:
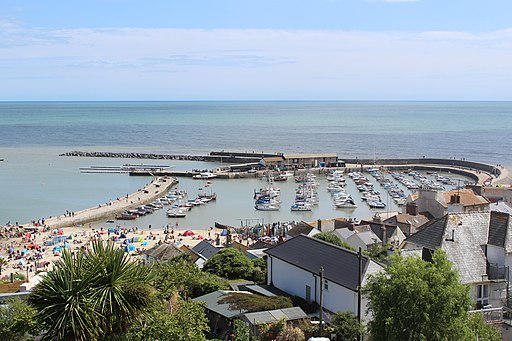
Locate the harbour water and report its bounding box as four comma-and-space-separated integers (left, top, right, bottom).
1, 101, 511, 227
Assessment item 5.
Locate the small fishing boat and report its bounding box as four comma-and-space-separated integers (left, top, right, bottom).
193, 172, 217, 180
167, 208, 187, 218
115, 212, 138, 220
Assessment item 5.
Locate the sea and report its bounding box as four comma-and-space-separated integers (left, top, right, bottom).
1, 101, 511, 230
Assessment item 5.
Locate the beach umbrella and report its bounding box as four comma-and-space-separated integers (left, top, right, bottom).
57, 229, 63, 235
183, 230, 195, 237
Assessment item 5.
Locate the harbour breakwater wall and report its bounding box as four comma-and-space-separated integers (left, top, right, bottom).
60, 151, 260, 164
42, 177, 177, 229
344, 158, 501, 178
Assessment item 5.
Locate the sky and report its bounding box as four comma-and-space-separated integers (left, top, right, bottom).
1, 0, 512, 100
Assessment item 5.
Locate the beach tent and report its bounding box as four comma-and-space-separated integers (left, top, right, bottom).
21, 249, 28, 254
183, 230, 195, 237
53, 246, 62, 252
197, 235, 204, 240
125, 244, 136, 252
123, 239, 131, 245
142, 241, 148, 246
67, 234, 73, 240
44, 239, 55, 246
56, 229, 64, 235
64, 242, 70, 248
120, 234, 127, 239
220, 229, 229, 236
18, 259, 25, 266
108, 228, 118, 234
132, 236, 143, 242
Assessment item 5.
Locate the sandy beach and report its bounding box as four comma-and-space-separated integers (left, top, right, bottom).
0, 224, 228, 281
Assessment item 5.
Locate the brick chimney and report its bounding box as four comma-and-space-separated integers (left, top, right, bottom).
317, 219, 322, 232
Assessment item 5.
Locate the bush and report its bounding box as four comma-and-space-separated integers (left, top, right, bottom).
219, 293, 293, 313
203, 248, 254, 280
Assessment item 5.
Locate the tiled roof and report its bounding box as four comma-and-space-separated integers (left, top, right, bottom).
242, 307, 308, 325
286, 221, 316, 238
405, 215, 448, 250
193, 290, 250, 319
142, 242, 182, 260
333, 228, 355, 241
192, 240, 221, 259
488, 211, 509, 248
265, 234, 375, 291
405, 212, 491, 284
438, 189, 489, 208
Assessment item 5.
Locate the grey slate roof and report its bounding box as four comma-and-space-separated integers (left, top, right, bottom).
286, 221, 316, 238
141, 242, 182, 260
405, 212, 491, 284
241, 307, 308, 325
405, 215, 448, 250
488, 211, 509, 248
333, 228, 355, 241
193, 290, 250, 319
264, 234, 370, 291
192, 240, 220, 259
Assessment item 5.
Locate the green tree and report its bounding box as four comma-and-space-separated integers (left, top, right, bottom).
29, 241, 155, 341
203, 248, 254, 280
464, 313, 501, 341
314, 232, 354, 251
126, 299, 210, 341
329, 311, 364, 341
363, 242, 393, 263
363, 249, 473, 341
232, 319, 251, 341
251, 257, 267, 283
152, 255, 229, 299
0, 297, 43, 341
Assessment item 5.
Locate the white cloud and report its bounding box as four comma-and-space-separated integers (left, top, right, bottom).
0, 23, 511, 100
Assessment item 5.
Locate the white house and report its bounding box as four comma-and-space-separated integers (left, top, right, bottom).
264, 234, 383, 323
402, 211, 510, 309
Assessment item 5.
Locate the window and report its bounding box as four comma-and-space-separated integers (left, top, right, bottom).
324, 280, 329, 291
305, 285, 311, 303
476, 284, 489, 308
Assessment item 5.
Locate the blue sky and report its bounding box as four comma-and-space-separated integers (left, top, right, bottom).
1, 0, 512, 100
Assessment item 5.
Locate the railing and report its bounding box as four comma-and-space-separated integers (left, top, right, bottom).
469, 306, 512, 325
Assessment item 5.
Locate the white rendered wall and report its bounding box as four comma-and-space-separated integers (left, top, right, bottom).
268, 256, 358, 315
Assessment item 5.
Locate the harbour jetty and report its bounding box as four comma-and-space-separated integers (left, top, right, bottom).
39, 177, 177, 229
61, 150, 273, 164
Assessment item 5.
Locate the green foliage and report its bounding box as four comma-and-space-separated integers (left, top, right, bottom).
363, 249, 473, 341
251, 257, 267, 283
28, 241, 155, 341
232, 319, 251, 341
0, 297, 43, 341
463, 313, 501, 341
152, 255, 229, 299
290, 296, 319, 314
329, 311, 364, 341
314, 232, 354, 251
258, 319, 286, 341
203, 248, 255, 280
219, 293, 293, 313
363, 242, 393, 263
276, 325, 305, 341
126, 299, 210, 341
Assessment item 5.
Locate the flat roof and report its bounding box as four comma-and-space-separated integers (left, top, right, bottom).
284, 153, 337, 159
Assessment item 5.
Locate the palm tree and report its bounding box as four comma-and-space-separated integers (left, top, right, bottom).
0, 257, 8, 276
28, 241, 154, 341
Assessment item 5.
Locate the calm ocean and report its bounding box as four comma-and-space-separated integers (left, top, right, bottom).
1, 101, 511, 227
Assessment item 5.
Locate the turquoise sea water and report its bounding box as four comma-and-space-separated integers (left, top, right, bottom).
1, 101, 511, 227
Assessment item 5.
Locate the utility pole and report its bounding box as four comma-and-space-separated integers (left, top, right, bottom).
319, 266, 324, 337
358, 248, 363, 341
